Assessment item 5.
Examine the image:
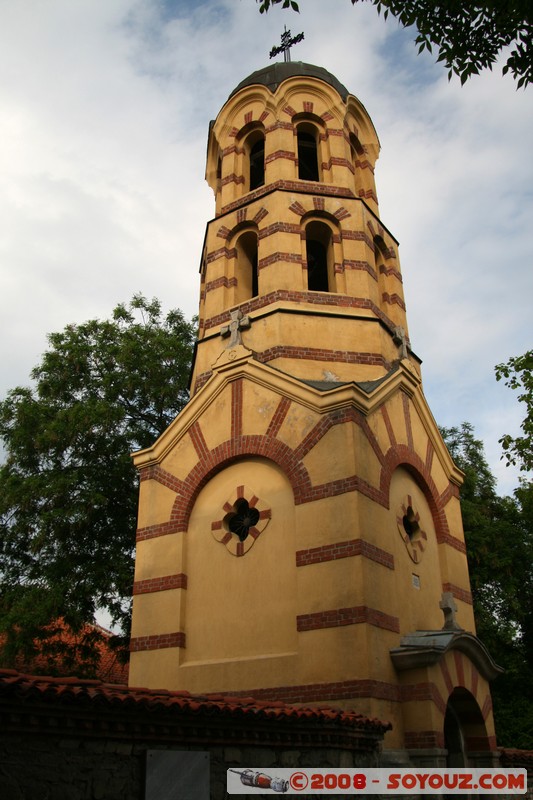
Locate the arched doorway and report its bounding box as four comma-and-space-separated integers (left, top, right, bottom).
445, 687, 490, 767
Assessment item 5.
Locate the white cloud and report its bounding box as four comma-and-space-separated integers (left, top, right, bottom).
0, 0, 531, 494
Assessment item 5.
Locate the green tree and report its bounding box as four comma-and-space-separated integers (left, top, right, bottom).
495, 349, 533, 473
441, 423, 533, 748
0, 295, 195, 675
257, 0, 533, 88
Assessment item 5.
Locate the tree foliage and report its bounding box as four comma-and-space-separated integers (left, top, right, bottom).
257, 0, 533, 88
441, 423, 533, 747
0, 295, 195, 674
495, 349, 533, 473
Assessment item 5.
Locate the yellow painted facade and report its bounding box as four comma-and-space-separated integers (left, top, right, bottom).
129, 63, 501, 766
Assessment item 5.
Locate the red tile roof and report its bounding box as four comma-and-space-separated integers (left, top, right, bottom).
0, 621, 128, 684
499, 748, 533, 766
0, 668, 390, 732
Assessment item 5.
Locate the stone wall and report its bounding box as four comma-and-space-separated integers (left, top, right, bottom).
0, 733, 381, 800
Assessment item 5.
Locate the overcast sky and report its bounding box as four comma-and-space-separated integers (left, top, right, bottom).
0, 0, 531, 495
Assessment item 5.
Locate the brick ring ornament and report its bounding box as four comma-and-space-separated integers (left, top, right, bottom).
211, 485, 271, 556
396, 495, 428, 563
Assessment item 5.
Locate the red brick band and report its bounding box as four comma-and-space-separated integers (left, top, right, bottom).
202, 288, 397, 334
257, 344, 389, 369
129, 631, 186, 652
221, 678, 400, 704
297, 605, 399, 633
136, 521, 181, 543
296, 538, 394, 570
442, 582, 473, 605
404, 730, 445, 749
133, 574, 188, 595
221, 179, 356, 215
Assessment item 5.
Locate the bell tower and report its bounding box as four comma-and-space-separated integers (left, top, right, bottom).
191, 62, 410, 396
129, 62, 501, 767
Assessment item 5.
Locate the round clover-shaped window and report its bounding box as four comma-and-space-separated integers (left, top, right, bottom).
396, 496, 428, 563
211, 486, 271, 556
226, 498, 260, 542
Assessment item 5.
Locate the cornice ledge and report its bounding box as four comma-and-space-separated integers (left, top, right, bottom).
390, 630, 504, 682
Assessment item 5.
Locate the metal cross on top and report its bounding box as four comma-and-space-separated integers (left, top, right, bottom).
269, 25, 304, 62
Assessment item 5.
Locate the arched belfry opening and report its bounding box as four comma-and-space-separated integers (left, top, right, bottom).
130, 60, 501, 775
235, 229, 258, 302
305, 220, 333, 292
248, 133, 265, 191
297, 124, 320, 181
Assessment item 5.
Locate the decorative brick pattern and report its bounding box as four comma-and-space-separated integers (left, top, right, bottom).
359, 188, 378, 203
216, 225, 231, 239
266, 396, 291, 439
205, 276, 237, 294
297, 606, 399, 633
379, 265, 402, 281
341, 228, 371, 244
231, 379, 243, 440
189, 421, 210, 462
282, 104, 297, 117
402, 392, 414, 450
203, 289, 397, 335
257, 344, 390, 370
258, 251, 303, 269
401, 682, 447, 716
129, 631, 186, 652
442, 582, 473, 605
244, 111, 253, 124
404, 730, 445, 749
264, 149, 297, 165
454, 650, 465, 687
440, 657, 455, 695
133, 574, 188, 595
296, 539, 394, 570
136, 521, 181, 543
258, 221, 301, 239
224, 678, 400, 704
138, 464, 183, 494
289, 200, 307, 216
382, 292, 406, 309
313, 196, 325, 211
333, 206, 351, 220
342, 259, 377, 280
237, 207, 247, 223
481, 693, 492, 720
220, 179, 356, 216
206, 246, 236, 264
471, 664, 479, 698
381, 405, 397, 448
221, 173, 244, 187
303, 101, 314, 113
425, 438, 434, 472
253, 206, 269, 224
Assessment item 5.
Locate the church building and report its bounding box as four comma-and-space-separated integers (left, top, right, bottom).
128, 59, 502, 768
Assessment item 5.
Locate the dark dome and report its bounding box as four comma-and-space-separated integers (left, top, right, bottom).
229, 61, 350, 101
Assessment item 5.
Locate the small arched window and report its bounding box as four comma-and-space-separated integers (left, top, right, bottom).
236, 231, 259, 300
248, 133, 265, 191
297, 125, 319, 182
306, 221, 333, 292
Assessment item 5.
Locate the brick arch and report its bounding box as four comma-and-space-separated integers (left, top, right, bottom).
170, 434, 311, 532
445, 685, 494, 754
380, 444, 452, 544
226, 219, 260, 244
